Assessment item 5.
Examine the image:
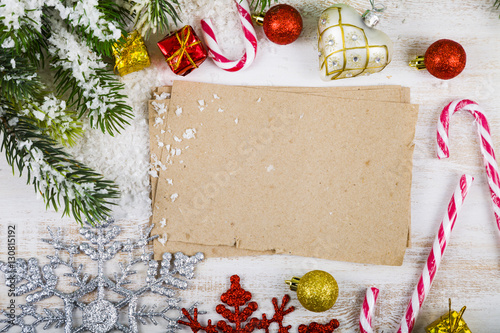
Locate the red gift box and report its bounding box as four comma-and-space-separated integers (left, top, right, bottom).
157, 25, 208, 76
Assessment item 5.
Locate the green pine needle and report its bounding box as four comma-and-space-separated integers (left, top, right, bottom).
132, 0, 181, 38
0, 51, 44, 102
0, 18, 48, 66
52, 65, 133, 136
0, 104, 119, 225
250, 0, 277, 13
68, 0, 131, 57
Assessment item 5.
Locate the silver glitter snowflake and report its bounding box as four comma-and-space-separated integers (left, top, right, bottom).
0, 219, 204, 333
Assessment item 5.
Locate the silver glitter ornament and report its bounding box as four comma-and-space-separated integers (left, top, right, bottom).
0, 218, 204, 333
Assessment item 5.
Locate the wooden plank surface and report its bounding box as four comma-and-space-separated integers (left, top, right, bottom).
1, 0, 500, 331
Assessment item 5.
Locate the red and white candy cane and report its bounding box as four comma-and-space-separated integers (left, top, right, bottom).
437, 99, 500, 230
359, 287, 379, 333
397, 174, 474, 333
200, 0, 258, 72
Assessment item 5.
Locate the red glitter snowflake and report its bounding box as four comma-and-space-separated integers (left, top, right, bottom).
297, 320, 340, 333
179, 275, 295, 333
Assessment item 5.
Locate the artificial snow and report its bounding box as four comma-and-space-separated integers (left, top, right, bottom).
1, 37, 14, 48
158, 234, 167, 245
152, 101, 168, 115
155, 92, 170, 100
183, 128, 196, 139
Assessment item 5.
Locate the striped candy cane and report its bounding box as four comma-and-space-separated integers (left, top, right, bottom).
359, 287, 379, 333
200, 0, 257, 72
437, 99, 500, 230
397, 174, 474, 333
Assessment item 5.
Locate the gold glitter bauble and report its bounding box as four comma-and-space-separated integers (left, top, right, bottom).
286, 270, 338, 312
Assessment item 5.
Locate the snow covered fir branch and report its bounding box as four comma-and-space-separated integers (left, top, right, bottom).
0, 0, 142, 223
0, 103, 120, 224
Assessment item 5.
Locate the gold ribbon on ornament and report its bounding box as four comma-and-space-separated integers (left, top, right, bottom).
167, 26, 201, 71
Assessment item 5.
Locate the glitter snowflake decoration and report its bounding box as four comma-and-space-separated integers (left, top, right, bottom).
0, 219, 204, 333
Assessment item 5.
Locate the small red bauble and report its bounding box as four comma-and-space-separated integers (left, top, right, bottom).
424, 39, 466, 80
263, 4, 303, 45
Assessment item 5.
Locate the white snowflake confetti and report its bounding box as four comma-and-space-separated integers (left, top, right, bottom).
154, 92, 170, 100
182, 128, 196, 140
155, 117, 163, 126
158, 234, 168, 245
152, 101, 168, 115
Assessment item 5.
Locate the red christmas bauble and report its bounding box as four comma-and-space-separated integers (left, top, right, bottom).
263, 4, 303, 45
424, 39, 466, 80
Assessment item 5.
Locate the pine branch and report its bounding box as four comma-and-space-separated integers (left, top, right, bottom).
0, 103, 120, 224
48, 23, 133, 135
0, 50, 44, 102
250, 0, 277, 13
24, 96, 84, 147
131, 0, 181, 38
62, 0, 131, 57
0, 3, 49, 66
1, 51, 83, 146
496, 0, 500, 17
52, 65, 132, 135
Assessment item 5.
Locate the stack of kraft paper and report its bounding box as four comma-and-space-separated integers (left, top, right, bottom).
148, 81, 418, 266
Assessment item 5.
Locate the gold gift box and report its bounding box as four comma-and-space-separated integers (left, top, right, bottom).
426, 305, 471, 333
112, 30, 151, 76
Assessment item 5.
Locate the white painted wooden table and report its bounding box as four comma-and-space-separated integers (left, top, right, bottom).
1, 0, 500, 331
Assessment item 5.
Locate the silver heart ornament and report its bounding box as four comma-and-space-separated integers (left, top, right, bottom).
318, 4, 393, 80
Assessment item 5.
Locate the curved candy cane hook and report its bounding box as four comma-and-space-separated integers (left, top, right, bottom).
201, 0, 258, 72
360, 175, 474, 333
359, 287, 379, 333
437, 99, 500, 230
